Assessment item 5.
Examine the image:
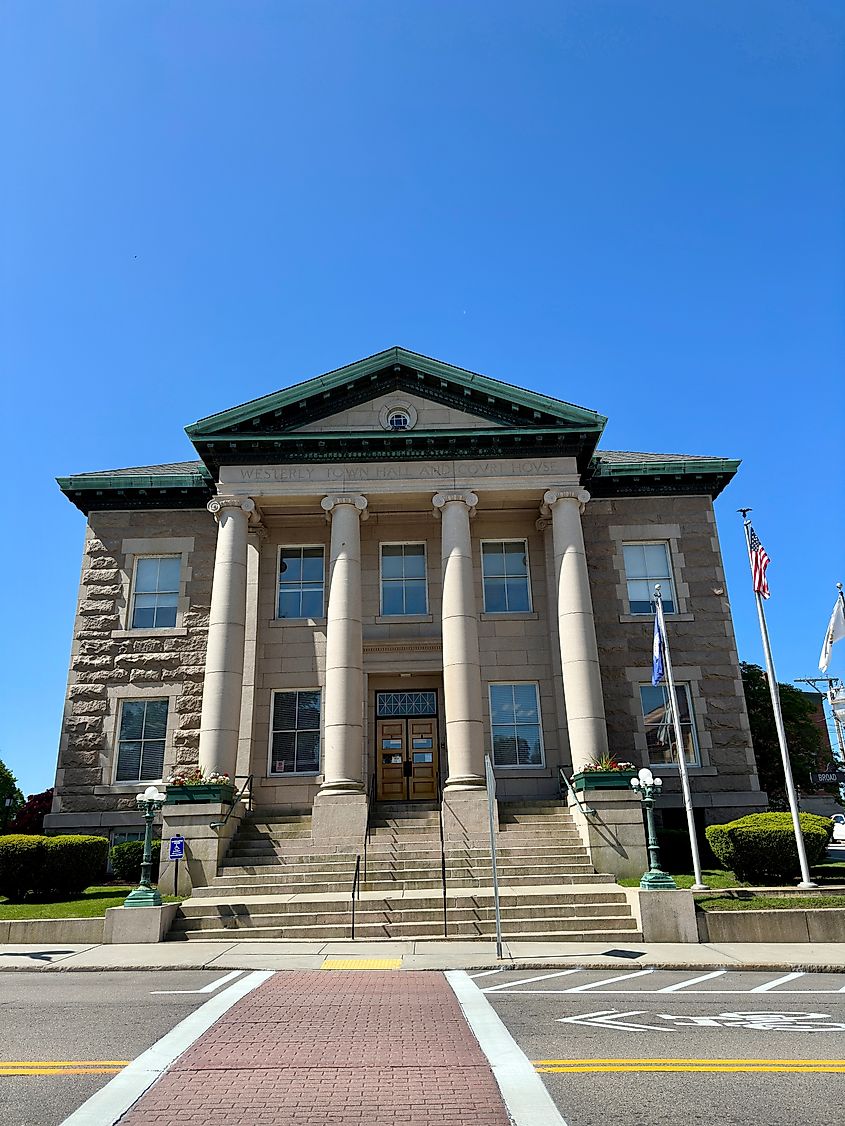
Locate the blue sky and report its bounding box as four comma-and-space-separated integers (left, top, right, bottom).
2, 1, 843, 796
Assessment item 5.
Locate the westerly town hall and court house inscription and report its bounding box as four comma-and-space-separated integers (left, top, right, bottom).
48, 347, 764, 897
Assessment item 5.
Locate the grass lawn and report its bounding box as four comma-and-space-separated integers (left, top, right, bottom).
0, 885, 180, 920
697, 894, 845, 912
617, 869, 739, 890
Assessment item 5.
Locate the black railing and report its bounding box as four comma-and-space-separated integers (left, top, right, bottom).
558, 766, 596, 817
351, 853, 362, 939
209, 774, 254, 830
363, 772, 376, 882
437, 764, 448, 938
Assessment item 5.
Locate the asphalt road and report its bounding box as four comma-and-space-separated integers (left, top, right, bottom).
0, 969, 236, 1126
479, 966, 845, 1126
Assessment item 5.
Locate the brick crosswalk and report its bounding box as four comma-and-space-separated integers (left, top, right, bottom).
117, 971, 511, 1125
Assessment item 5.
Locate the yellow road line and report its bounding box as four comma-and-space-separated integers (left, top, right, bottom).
534, 1058, 844, 1065
534, 1058, 845, 1074
321, 958, 402, 970
0, 1068, 125, 1076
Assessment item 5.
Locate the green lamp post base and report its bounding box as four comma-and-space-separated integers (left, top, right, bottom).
123, 885, 163, 908
640, 869, 677, 891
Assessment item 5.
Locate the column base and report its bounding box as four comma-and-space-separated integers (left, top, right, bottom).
317, 778, 366, 797
312, 790, 368, 852
441, 788, 492, 843
443, 774, 486, 792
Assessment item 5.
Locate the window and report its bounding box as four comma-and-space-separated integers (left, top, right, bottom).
376, 691, 437, 717
639, 683, 699, 766
481, 540, 531, 613
380, 543, 427, 615
115, 699, 168, 782
622, 542, 676, 614
489, 683, 544, 767
270, 690, 321, 774
278, 546, 325, 619
388, 410, 411, 430
131, 556, 180, 628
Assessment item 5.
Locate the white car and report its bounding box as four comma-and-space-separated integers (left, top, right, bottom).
832, 813, 845, 843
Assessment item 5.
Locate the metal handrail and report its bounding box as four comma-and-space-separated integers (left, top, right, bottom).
351, 853, 361, 940
484, 755, 504, 959
437, 764, 447, 938
364, 772, 376, 881
209, 774, 254, 830
558, 767, 596, 817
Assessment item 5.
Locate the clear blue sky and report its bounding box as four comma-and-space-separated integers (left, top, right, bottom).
2, 2, 843, 796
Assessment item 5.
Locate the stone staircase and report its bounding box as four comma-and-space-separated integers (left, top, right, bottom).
167, 800, 641, 942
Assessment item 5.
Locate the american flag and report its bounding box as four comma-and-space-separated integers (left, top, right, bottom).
749, 525, 770, 599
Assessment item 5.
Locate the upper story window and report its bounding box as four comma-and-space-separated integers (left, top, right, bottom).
489, 682, 544, 767
639, 683, 700, 766
381, 543, 428, 615
131, 557, 180, 629
278, 546, 325, 619
115, 698, 168, 782
481, 540, 531, 613
270, 690, 321, 774
388, 410, 411, 430
622, 542, 676, 614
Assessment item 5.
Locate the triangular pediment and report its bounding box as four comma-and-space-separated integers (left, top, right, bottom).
186, 347, 606, 472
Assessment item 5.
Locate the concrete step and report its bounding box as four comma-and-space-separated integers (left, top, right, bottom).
221, 849, 590, 871
191, 871, 616, 898
171, 911, 636, 936
169, 919, 641, 942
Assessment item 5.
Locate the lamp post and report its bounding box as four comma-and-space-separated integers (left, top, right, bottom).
630, 767, 677, 890
124, 786, 165, 908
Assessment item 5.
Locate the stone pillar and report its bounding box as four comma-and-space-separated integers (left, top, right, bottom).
197, 495, 255, 780
313, 494, 368, 848
543, 487, 609, 773
433, 490, 488, 841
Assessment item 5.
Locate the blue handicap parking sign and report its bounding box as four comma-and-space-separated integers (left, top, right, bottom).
168, 836, 185, 860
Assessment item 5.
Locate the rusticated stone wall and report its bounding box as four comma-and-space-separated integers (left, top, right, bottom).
46, 509, 216, 833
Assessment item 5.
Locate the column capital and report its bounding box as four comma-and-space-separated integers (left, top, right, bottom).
320, 493, 368, 521
432, 490, 478, 518
207, 495, 256, 522
541, 487, 591, 515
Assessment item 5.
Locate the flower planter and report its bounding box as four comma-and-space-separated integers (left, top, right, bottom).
572, 770, 637, 792
165, 784, 235, 805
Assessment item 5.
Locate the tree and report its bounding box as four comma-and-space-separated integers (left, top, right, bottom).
741, 662, 824, 810
0, 759, 24, 832
9, 789, 54, 835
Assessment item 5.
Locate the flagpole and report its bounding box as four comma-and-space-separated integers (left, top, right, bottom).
653, 586, 708, 890
740, 513, 817, 889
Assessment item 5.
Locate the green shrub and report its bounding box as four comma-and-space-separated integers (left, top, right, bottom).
0, 835, 47, 900
110, 839, 161, 885
0, 834, 109, 901
705, 812, 832, 884
42, 836, 109, 897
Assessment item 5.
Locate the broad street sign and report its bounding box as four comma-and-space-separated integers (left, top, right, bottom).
810, 770, 845, 786
168, 835, 186, 860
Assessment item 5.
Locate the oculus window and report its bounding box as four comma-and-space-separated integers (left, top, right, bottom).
116, 699, 168, 782
278, 546, 325, 619
270, 690, 321, 774
489, 683, 544, 767
131, 556, 180, 629
380, 543, 428, 615
622, 543, 676, 614
481, 541, 531, 613
639, 683, 700, 766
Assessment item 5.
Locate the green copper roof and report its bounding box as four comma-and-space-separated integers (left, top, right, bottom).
186, 347, 607, 436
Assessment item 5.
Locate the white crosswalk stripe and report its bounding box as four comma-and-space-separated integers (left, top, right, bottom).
751, 972, 805, 992
658, 970, 727, 992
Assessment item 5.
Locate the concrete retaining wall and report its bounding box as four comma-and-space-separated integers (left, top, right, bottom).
0, 916, 105, 943
699, 908, 845, 943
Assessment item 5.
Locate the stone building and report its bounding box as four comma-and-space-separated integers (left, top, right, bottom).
47, 347, 764, 885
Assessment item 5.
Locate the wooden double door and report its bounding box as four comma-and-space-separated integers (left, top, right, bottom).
376, 716, 438, 802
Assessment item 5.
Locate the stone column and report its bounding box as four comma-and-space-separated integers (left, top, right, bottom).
197, 495, 255, 780
433, 490, 488, 840
542, 487, 609, 772
313, 494, 368, 848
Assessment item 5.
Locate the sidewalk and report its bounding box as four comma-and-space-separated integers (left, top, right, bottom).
2, 939, 844, 972
114, 970, 513, 1126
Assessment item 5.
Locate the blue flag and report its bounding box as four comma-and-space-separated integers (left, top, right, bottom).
652, 610, 665, 686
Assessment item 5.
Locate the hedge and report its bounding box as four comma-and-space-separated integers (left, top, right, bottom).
0, 834, 109, 901
110, 839, 161, 885
705, 812, 833, 884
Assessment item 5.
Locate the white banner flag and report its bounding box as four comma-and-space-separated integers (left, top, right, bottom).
819, 597, 845, 672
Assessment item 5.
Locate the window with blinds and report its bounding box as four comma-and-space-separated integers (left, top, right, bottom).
115, 699, 168, 781
270, 690, 321, 774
